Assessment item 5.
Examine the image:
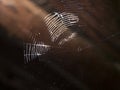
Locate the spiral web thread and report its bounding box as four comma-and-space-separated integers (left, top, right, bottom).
44, 12, 79, 42
24, 33, 51, 63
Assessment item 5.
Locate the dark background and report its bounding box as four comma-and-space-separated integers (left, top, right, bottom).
0, 0, 120, 90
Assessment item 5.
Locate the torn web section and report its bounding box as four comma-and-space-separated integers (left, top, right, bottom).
24, 11, 90, 63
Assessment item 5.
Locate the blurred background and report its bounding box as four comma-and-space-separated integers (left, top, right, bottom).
0, 0, 120, 90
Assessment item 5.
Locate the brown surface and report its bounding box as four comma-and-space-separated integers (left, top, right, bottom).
0, 0, 120, 90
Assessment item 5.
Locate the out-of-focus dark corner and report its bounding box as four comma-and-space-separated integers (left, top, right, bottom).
0, 0, 120, 90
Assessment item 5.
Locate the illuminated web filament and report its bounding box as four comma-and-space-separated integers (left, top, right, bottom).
24, 42, 51, 63
44, 12, 79, 42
